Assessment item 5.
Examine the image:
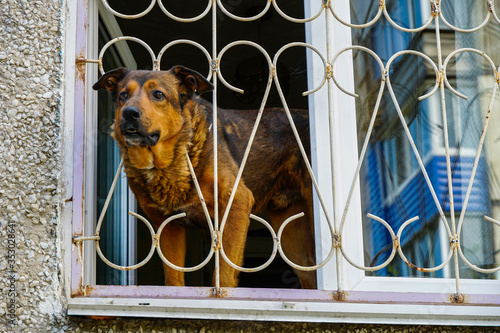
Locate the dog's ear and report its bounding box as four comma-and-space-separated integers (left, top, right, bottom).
92, 68, 130, 100
171, 66, 214, 101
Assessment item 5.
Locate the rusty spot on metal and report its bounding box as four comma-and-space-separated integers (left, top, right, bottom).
86, 316, 118, 320
325, 63, 333, 80
72, 287, 84, 297
404, 258, 427, 272
75, 53, 87, 83
431, 1, 440, 16
450, 293, 465, 303
437, 70, 445, 84
212, 287, 228, 298
82, 284, 88, 296
212, 231, 222, 251
211, 59, 219, 72
72, 282, 86, 297
73, 233, 83, 245
449, 234, 459, 250
85, 285, 94, 293
71, 289, 84, 297
333, 290, 347, 301
382, 68, 388, 82
333, 234, 341, 248
393, 236, 400, 250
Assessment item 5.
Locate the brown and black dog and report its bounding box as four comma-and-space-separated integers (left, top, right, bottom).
93, 66, 316, 288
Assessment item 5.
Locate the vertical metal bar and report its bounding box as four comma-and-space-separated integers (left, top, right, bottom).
305, 2, 329, 288
128, 186, 137, 285
433, 0, 461, 296
211, 0, 220, 294
323, 0, 343, 293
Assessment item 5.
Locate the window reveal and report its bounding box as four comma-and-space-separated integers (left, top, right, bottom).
69, 0, 498, 310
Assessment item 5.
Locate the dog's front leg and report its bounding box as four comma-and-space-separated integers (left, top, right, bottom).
268, 200, 317, 289
159, 222, 186, 286
217, 187, 254, 287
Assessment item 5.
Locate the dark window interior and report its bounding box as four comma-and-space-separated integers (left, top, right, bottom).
97, 0, 311, 288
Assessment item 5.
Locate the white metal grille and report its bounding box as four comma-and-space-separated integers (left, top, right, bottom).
72, 0, 500, 310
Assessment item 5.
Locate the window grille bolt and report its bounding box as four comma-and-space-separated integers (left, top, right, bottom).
437, 70, 445, 84
393, 236, 400, 250
334, 290, 347, 301
211, 59, 219, 73
449, 234, 459, 249
326, 63, 333, 80
378, 0, 385, 10
212, 231, 222, 250
81, 285, 88, 297
212, 286, 226, 297
451, 293, 465, 303
430, 1, 441, 16
269, 65, 276, 77
382, 68, 389, 81
333, 234, 341, 248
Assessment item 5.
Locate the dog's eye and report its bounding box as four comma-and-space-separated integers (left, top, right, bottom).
153, 90, 165, 101
119, 92, 129, 102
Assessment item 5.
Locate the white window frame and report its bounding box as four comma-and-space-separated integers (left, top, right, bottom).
61, 0, 500, 325
83, 0, 139, 287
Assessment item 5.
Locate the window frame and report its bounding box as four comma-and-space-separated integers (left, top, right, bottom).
87, 0, 139, 287
63, 0, 500, 325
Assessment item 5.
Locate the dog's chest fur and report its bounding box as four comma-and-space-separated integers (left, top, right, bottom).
117, 97, 309, 228
121, 100, 210, 217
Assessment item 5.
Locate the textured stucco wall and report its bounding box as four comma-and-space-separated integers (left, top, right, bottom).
0, 0, 65, 331
0, 0, 497, 332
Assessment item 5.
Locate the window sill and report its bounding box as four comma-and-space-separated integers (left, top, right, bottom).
67, 290, 500, 325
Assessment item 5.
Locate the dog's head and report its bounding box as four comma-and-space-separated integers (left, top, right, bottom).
93, 66, 213, 169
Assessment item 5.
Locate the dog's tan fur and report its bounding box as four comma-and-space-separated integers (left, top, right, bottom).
93, 66, 316, 288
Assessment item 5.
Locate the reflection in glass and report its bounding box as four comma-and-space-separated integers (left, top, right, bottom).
351, 0, 500, 278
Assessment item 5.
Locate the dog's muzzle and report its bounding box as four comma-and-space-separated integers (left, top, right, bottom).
120, 107, 160, 146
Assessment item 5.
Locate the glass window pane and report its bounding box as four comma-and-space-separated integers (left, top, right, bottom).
95, 0, 313, 288
350, 0, 500, 278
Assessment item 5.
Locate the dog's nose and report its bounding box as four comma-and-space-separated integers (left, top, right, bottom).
122, 107, 142, 122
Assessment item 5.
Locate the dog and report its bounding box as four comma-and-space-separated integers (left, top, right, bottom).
93, 66, 316, 288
